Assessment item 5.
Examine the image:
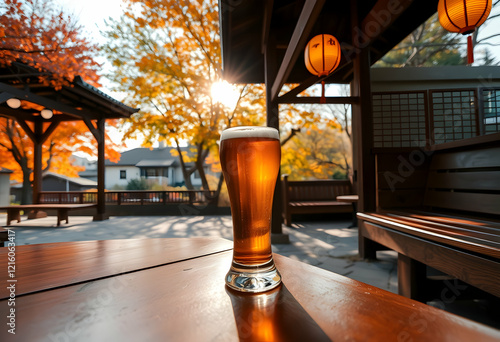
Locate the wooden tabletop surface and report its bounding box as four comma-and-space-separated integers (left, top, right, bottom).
1, 238, 498, 341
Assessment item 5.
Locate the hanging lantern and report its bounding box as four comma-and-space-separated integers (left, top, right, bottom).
437, 0, 492, 65
304, 34, 341, 103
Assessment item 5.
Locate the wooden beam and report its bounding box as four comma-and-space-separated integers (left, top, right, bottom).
261, 0, 274, 54
40, 120, 61, 144
270, 0, 325, 102
357, 0, 414, 48
278, 62, 351, 102
0, 106, 39, 121
278, 96, 360, 105
265, 33, 289, 244
83, 117, 102, 144
0, 82, 99, 120
14, 119, 36, 142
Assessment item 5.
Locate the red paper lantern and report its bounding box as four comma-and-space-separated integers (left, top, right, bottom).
437, 0, 492, 64
304, 34, 341, 103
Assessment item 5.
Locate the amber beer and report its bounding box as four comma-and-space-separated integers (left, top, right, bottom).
220, 126, 281, 292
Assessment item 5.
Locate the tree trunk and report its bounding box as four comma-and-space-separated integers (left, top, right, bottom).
174, 142, 195, 189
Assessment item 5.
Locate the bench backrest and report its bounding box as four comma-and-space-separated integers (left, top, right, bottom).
424, 145, 500, 216
282, 175, 352, 202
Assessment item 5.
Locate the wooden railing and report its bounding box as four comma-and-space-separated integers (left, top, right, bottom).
39, 190, 217, 205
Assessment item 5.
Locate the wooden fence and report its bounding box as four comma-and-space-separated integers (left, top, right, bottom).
39, 190, 217, 205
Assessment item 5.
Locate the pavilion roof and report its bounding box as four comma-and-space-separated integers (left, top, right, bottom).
0, 61, 138, 123
219, 0, 439, 86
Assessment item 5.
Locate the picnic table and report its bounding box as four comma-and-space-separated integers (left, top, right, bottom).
0, 237, 498, 341
0, 204, 97, 226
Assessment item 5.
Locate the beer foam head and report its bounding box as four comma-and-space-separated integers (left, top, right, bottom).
221, 126, 279, 141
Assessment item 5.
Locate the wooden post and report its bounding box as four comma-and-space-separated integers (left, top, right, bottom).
32, 120, 43, 204
95, 118, 107, 220
265, 34, 290, 244
84, 117, 108, 221
398, 254, 428, 301
351, 0, 377, 259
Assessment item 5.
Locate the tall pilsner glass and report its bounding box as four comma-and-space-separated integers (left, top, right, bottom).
220, 126, 282, 293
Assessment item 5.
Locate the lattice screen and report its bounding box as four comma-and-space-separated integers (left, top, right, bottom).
430, 90, 478, 144
482, 88, 500, 134
372, 92, 427, 148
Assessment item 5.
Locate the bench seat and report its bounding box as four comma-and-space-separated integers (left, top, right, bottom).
282, 175, 353, 226
358, 142, 500, 301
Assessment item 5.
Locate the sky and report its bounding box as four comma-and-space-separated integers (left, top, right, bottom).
53, 0, 145, 151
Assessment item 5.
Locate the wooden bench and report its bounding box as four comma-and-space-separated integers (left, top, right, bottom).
282, 175, 353, 226
0, 204, 98, 227
358, 143, 500, 301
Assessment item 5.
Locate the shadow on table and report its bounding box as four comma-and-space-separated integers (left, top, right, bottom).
226, 284, 330, 341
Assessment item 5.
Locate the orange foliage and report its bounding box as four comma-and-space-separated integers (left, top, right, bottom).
0, 0, 100, 89
0, 0, 124, 203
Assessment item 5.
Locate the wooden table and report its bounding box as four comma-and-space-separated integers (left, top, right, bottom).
1, 238, 498, 341
336, 195, 359, 228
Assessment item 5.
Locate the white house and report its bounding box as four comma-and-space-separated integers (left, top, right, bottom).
0, 168, 12, 206
104, 146, 216, 189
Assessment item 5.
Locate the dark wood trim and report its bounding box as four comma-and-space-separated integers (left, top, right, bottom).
428, 131, 500, 151
270, 0, 325, 102
360, 0, 414, 47
278, 96, 360, 104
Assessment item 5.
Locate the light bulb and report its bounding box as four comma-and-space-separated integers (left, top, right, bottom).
7, 98, 21, 109
41, 109, 53, 119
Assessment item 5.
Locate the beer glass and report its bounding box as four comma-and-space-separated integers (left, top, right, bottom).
220, 126, 282, 292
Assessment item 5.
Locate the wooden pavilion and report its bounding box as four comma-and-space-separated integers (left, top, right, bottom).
219, 0, 440, 236
0, 61, 138, 220
219, 0, 500, 302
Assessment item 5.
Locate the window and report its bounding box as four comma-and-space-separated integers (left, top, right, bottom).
120, 170, 126, 179
482, 88, 500, 134
372, 92, 427, 148
430, 90, 478, 144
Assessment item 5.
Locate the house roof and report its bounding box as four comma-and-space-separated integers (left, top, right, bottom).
135, 159, 176, 167
0, 167, 13, 174
43, 171, 98, 187
106, 147, 186, 167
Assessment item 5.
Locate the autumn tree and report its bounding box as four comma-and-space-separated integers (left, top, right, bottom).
375, 3, 500, 67
0, 0, 121, 203
103, 0, 279, 200
0, 0, 100, 88
281, 123, 350, 180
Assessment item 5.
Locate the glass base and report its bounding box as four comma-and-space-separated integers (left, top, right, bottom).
225, 259, 282, 293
